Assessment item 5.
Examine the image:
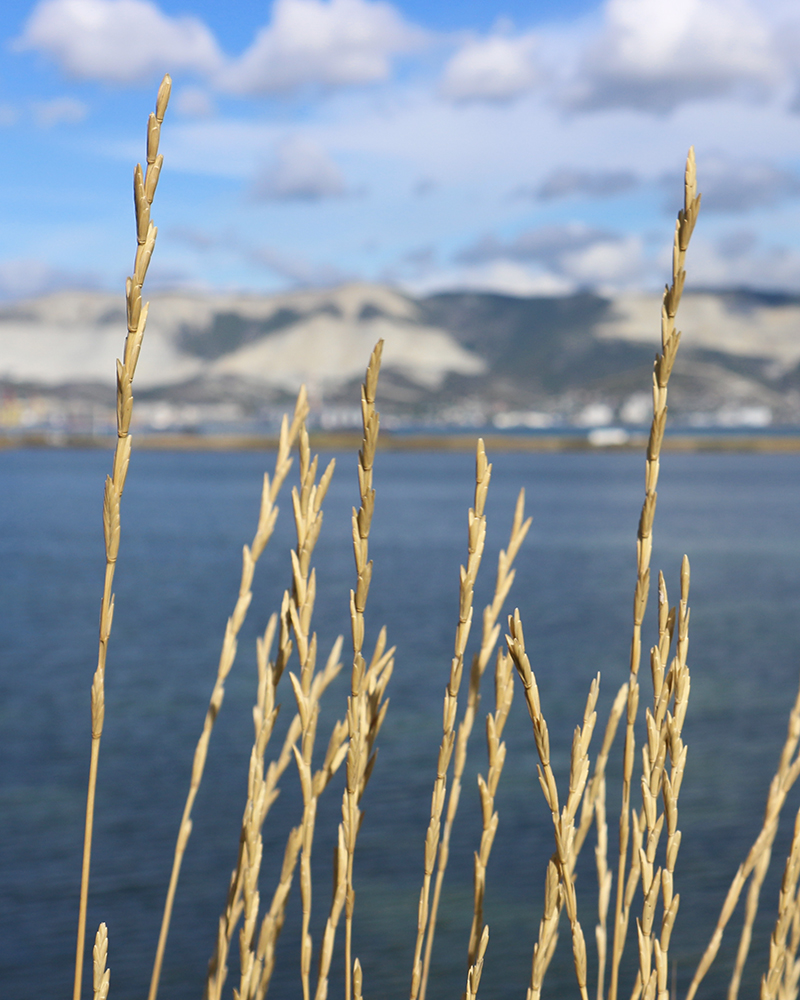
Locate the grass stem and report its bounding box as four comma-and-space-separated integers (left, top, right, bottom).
73, 73, 170, 1000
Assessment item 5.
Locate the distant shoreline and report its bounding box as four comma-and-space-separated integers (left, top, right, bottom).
4, 431, 800, 452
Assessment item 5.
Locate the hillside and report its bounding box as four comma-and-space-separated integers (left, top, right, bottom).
1, 284, 799, 433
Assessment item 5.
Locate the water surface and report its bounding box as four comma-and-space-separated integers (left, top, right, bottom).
1, 447, 799, 999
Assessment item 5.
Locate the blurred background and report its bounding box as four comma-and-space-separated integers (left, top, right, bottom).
2, 0, 800, 437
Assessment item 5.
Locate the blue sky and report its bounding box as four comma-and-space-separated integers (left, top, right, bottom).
3, 0, 800, 299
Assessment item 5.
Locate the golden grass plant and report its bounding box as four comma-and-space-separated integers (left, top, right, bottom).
419, 482, 532, 1000
72, 84, 800, 1000
73, 72, 171, 1000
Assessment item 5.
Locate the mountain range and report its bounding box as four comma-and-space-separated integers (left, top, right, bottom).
1, 283, 799, 431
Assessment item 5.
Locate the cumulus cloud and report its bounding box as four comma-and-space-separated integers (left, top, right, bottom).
252, 136, 347, 200
16, 0, 223, 85
440, 32, 538, 103
517, 168, 639, 201
404, 260, 576, 298
31, 96, 88, 126
219, 0, 424, 95
566, 0, 780, 113
667, 157, 800, 213
690, 236, 800, 291
455, 223, 644, 288
450, 225, 800, 296
559, 234, 644, 285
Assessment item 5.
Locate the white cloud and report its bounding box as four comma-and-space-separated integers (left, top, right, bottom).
690, 236, 800, 291
440, 33, 538, 103
403, 260, 576, 297
559, 235, 644, 286
566, 0, 781, 113
454, 224, 645, 291
219, 0, 424, 95
32, 96, 88, 126
16, 0, 223, 85
173, 86, 216, 119
252, 136, 347, 200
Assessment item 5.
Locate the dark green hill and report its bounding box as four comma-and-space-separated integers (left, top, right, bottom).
421, 291, 655, 395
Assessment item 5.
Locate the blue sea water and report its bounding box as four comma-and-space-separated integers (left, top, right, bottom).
1, 446, 800, 1000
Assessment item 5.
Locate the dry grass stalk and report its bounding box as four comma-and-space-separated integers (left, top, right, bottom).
204, 609, 343, 1000
254, 640, 348, 1000
779, 883, 800, 1000
621, 811, 645, 982
314, 628, 395, 1000
465, 925, 490, 1000
220, 422, 348, 1000
233, 620, 282, 1000
630, 560, 690, 1000
148, 388, 309, 1000
545, 681, 627, 1000
92, 922, 110, 1000
410, 438, 491, 1000
255, 638, 342, 1000
728, 683, 800, 1000
252, 824, 303, 1000
205, 614, 280, 1000
762, 807, 800, 1000
353, 959, 364, 1000
570, 680, 627, 1000
286, 428, 338, 1000
73, 73, 171, 1000
686, 674, 800, 1000
526, 857, 563, 1000
507, 610, 599, 1000
608, 148, 700, 1000
311, 340, 391, 1000
314, 825, 348, 1000
728, 847, 773, 1000
242, 621, 345, 1000
660, 564, 691, 989
574, 684, 628, 864
467, 648, 515, 968
314, 631, 393, 1000
573, 682, 627, 1000
512, 678, 621, 1000
343, 341, 390, 1000
420, 490, 530, 997
237, 617, 370, 1000
594, 772, 612, 1000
